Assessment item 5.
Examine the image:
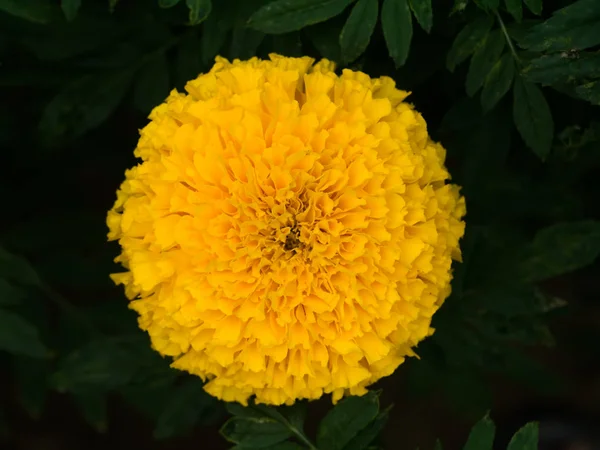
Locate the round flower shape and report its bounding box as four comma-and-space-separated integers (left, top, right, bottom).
107, 54, 466, 406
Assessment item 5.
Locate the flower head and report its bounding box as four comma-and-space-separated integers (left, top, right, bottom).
107, 54, 465, 405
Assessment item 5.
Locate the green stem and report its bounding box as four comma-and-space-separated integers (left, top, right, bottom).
495, 10, 520, 66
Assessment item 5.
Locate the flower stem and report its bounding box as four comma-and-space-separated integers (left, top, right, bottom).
495, 10, 520, 66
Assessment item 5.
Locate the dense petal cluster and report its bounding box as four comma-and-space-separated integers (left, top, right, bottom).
107, 54, 466, 405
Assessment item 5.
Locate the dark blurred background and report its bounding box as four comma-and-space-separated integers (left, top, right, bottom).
1, 0, 599, 449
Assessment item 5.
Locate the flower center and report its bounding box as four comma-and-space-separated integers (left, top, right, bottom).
283, 226, 302, 251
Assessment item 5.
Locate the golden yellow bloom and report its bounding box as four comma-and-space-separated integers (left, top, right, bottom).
107, 54, 465, 406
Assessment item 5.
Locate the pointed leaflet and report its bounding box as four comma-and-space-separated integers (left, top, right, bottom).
521, 0, 600, 52
340, 0, 378, 63
74, 393, 108, 433
481, 53, 515, 111
463, 414, 496, 450
520, 221, 600, 282
158, 0, 181, 6
382, 0, 413, 68
0, 310, 47, 358
342, 406, 391, 450
39, 70, 133, 144
505, 0, 522, 22
466, 29, 505, 96
248, 0, 354, 34
576, 81, 600, 105
61, 0, 81, 21
446, 15, 494, 72
476, 0, 499, 9
0, 0, 57, 23
523, 52, 600, 85
221, 416, 292, 447
409, 0, 432, 33
317, 392, 380, 450
512, 77, 553, 159
187, 0, 211, 25
523, 0, 541, 15
507, 422, 539, 450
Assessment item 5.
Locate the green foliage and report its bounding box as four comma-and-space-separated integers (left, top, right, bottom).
1, 0, 600, 447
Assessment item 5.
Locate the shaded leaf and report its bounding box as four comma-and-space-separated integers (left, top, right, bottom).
476, 0, 499, 10
0, 310, 47, 358
74, 392, 108, 433
481, 53, 515, 111
466, 29, 505, 96
520, 221, 600, 281
39, 70, 133, 144
272, 32, 303, 56
434, 440, 443, 450
576, 80, 600, 105
53, 340, 138, 393
61, 0, 81, 21
463, 414, 495, 450
317, 392, 380, 450
523, 0, 541, 15
133, 52, 170, 114
512, 77, 553, 159
521, 0, 600, 52
186, 0, 211, 25
109, 0, 119, 12
158, 0, 181, 7
248, 0, 353, 34
339, 0, 378, 63
507, 422, 539, 450
505, 0, 522, 22
523, 52, 600, 85
230, 26, 265, 60
447, 15, 494, 72
304, 15, 344, 61
409, 0, 432, 33
0, 0, 56, 23
201, 0, 234, 65
342, 406, 391, 450
382, 0, 413, 68
14, 357, 48, 418
221, 416, 292, 447
0, 246, 42, 286
0, 279, 25, 306
154, 379, 220, 439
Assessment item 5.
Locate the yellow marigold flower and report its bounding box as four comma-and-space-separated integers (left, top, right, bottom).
107, 54, 466, 406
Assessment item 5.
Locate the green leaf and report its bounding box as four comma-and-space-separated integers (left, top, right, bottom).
61, 0, 81, 21
133, 53, 170, 115
382, 0, 413, 68
258, 443, 305, 450
576, 80, 600, 105
248, 0, 353, 34
521, 0, 600, 52
505, 0, 522, 22
14, 357, 48, 419
200, 1, 234, 65
186, 0, 211, 25
476, 0, 499, 10
39, 70, 133, 144
53, 340, 138, 393
466, 29, 505, 96
272, 32, 303, 57
0, 279, 25, 306
230, 25, 265, 60
304, 16, 344, 61
463, 414, 495, 450
0, 310, 47, 358
520, 221, 600, 281
523, 0, 541, 15
317, 392, 380, 450
446, 15, 494, 72
0, 246, 42, 286
342, 406, 391, 450
339, 0, 378, 63
409, 0, 432, 33
158, 0, 181, 7
0, 0, 56, 23
221, 416, 293, 447
513, 77, 553, 159
523, 52, 600, 86
481, 53, 515, 111
74, 393, 108, 433
507, 422, 539, 450
154, 379, 220, 439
